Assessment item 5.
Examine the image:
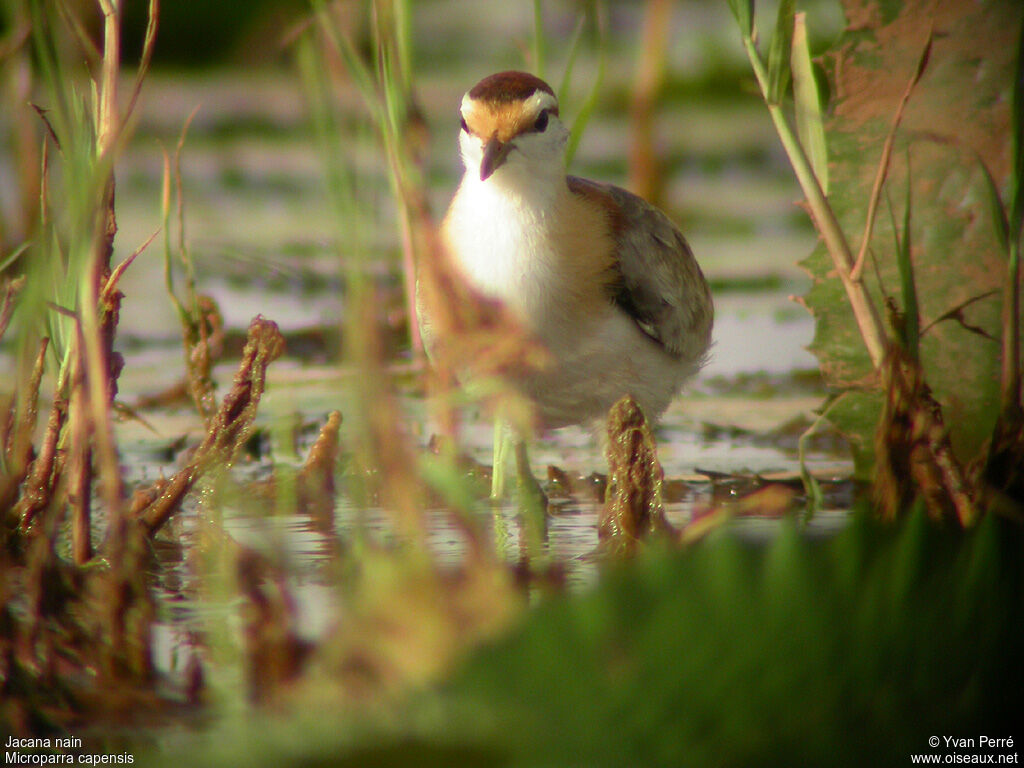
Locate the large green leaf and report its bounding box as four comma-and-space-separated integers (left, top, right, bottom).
801, 0, 1022, 476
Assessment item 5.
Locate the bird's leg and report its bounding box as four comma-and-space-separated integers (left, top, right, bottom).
514, 439, 548, 552
513, 439, 545, 501
490, 417, 512, 501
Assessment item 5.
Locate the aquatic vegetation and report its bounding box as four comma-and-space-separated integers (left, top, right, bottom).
0, 1, 1020, 763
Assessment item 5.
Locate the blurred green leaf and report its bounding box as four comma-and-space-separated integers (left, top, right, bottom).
556, 14, 587, 106
532, 0, 546, 77
418, 452, 478, 513
443, 512, 1022, 765
309, 0, 384, 132
766, 0, 795, 104
791, 12, 829, 194
726, 0, 753, 37
142, 512, 1024, 767
565, 2, 606, 166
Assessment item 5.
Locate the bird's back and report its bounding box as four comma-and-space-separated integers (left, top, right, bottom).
567, 176, 713, 369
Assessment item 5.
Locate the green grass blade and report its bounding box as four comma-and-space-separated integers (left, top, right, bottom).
394, 0, 413, 94
556, 14, 587, 105
532, 0, 546, 77
798, 393, 840, 519
295, 30, 364, 246
725, 0, 753, 37
976, 154, 1010, 253
767, 0, 795, 105
310, 0, 384, 131
791, 12, 829, 194
565, 2, 605, 166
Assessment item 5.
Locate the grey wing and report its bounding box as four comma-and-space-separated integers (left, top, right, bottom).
597, 181, 713, 361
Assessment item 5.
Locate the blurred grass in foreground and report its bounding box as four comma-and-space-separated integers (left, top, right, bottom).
139, 508, 1023, 767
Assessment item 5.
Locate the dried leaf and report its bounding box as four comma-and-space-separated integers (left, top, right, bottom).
599, 395, 674, 553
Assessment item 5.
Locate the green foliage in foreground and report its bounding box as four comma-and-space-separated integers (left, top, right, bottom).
141, 512, 1023, 767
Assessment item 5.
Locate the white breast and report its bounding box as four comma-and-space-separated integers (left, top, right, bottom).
443, 174, 563, 327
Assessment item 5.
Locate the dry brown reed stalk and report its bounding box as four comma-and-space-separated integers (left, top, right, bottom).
297, 409, 342, 529
80, 0, 129, 530
136, 316, 286, 536
66, 341, 94, 564
12, 348, 69, 531
0, 336, 46, 516
599, 395, 674, 554
160, 108, 225, 422
0, 276, 25, 338
15, 0, 160, 562
628, 0, 672, 206
0, 9, 40, 253
60, 0, 157, 550
873, 340, 977, 524
66, 237, 140, 563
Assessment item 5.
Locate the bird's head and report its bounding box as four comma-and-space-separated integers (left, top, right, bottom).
458, 71, 568, 186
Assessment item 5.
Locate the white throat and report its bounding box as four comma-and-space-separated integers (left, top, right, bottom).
445, 163, 568, 329
458, 133, 567, 207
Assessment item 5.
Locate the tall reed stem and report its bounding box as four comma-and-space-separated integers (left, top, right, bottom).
738, 33, 888, 368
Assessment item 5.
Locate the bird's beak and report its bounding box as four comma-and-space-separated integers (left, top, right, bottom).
480, 137, 512, 181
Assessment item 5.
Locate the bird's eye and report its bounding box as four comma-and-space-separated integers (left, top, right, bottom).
534, 110, 549, 132
459, 116, 469, 133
